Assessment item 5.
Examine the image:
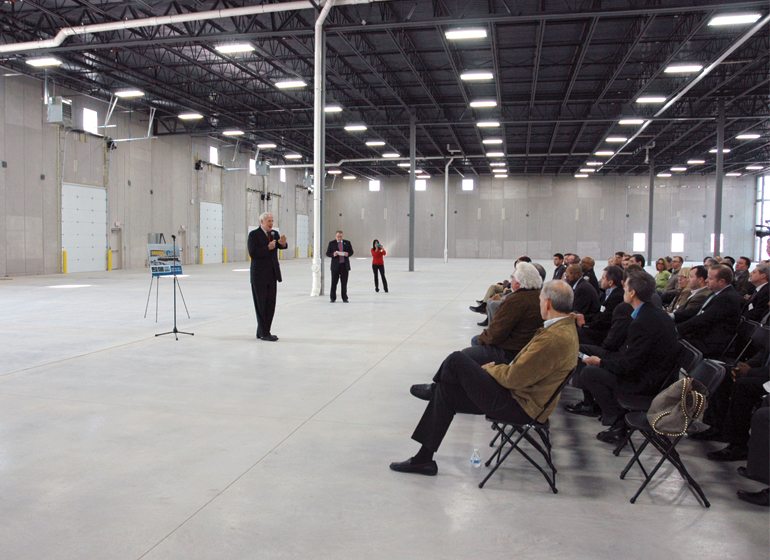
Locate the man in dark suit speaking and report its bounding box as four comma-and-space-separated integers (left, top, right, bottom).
326, 230, 354, 303
247, 212, 287, 341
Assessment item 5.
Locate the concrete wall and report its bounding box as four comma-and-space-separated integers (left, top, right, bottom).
0, 74, 311, 276
323, 174, 756, 262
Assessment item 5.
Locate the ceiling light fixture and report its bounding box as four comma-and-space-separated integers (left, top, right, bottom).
486, 151, 505, 157
594, 150, 614, 156
709, 148, 731, 153
657, 172, 672, 177
178, 113, 204, 120
746, 165, 764, 170
285, 153, 302, 160
476, 121, 500, 128
460, 71, 494, 81
489, 162, 506, 167
382, 152, 400, 158
579, 168, 596, 173
574, 174, 588, 178
445, 28, 488, 40
736, 133, 760, 140
618, 118, 646, 125
482, 138, 503, 145
345, 123, 367, 132
586, 161, 603, 166
725, 171, 742, 177
26, 57, 62, 67
470, 99, 497, 108
257, 142, 277, 149
114, 89, 144, 98
670, 166, 688, 172
397, 162, 411, 167
365, 140, 385, 146
274, 79, 307, 89
343, 175, 356, 180
327, 169, 342, 175
687, 159, 705, 165
708, 14, 761, 26
215, 43, 254, 54
222, 129, 244, 136
606, 136, 628, 143
664, 64, 704, 74
636, 95, 667, 103
324, 104, 343, 113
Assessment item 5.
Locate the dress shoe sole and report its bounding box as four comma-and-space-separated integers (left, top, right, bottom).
737, 489, 770, 507
389, 460, 438, 476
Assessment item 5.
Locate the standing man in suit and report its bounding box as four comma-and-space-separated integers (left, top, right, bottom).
247, 212, 288, 342
326, 230, 354, 303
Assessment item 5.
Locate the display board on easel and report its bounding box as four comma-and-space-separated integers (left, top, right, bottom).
148, 243, 183, 276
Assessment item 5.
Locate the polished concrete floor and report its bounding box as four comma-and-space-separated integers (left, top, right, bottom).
1, 258, 768, 560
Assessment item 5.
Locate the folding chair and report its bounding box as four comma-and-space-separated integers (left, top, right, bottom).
479, 369, 574, 493
612, 340, 703, 456
719, 317, 764, 364
619, 359, 726, 507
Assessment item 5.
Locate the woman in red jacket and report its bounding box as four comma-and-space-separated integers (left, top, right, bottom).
371, 239, 389, 293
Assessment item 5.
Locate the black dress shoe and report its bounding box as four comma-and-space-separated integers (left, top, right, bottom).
737, 466, 767, 483
597, 425, 627, 444
375, 288, 379, 292
707, 445, 748, 462
261, 334, 279, 342
343, 299, 349, 303
564, 401, 601, 417
737, 488, 769, 507
410, 383, 435, 401
469, 303, 487, 314
389, 457, 438, 476
476, 300, 483, 304
477, 318, 489, 327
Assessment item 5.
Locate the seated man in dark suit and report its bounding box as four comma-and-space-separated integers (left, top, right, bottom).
390, 281, 578, 476
678, 265, 743, 358
672, 265, 711, 323
579, 269, 679, 443
464, 262, 543, 366
565, 263, 600, 315
581, 256, 600, 294
576, 265, 624, 346
736, 400, 769, 507
742, 262, 769, 322
733, 256, 753, 296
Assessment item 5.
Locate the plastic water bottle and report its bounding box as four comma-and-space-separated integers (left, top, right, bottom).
470, 448, 481, 468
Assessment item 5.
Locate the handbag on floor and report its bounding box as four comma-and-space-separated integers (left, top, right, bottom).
647, 377, 708, 437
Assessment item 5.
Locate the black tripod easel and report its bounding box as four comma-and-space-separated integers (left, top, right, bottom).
156, 234, 194, 341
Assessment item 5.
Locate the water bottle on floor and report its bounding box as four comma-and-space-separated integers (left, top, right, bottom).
470, 448, 481, 468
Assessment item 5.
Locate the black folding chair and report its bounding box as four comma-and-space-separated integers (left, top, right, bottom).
719, 317, 765, 364
612, 340, 704, 456
479, 369, 574, 493
619, 359, 726, 507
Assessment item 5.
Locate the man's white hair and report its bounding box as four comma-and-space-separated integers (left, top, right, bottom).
513, 261, 543, 290
259, 211, 272, 224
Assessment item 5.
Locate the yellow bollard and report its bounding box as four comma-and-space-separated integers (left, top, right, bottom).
199, 247, 204, 264
278, 248, 283, 260
294, 246, 299, 258
107, 248, 113, 271
223, 247, 228, 263
62, 250, 68, 274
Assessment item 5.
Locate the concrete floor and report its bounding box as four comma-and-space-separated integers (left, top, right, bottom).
1, 257, 767, 560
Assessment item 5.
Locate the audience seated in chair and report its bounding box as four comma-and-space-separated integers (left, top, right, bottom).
389, 280, 578, 477
575, 265, 624, 346
736, 400, 769, 507
665, 266, 690, 313
742, 262, 769, 322
672, 265, 711, 322
565, 264, 600, 315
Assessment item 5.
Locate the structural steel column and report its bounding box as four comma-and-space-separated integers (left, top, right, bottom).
646, 154, 654, 265
408, 114, 416, 271
713, 100, 725, 257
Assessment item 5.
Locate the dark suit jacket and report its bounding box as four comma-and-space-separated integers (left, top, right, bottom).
553, 264, 566, 280
678, 285, 743, 358
602, 302, 633, 352
601, 303, 679, 393
734, 270, 752, 297
583, 286, 624, 335
743, 283, 769, 322
673, 288, 712, 323
248, 227, 287, 283
326, 239, 354, 272
572, 277, 600, 316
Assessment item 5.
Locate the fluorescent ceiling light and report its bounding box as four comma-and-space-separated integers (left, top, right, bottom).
397, 162, 411, 167
736, 133, 760, 140
657, 172, 672, 177
664, 64, 703, 74
670, 166, 687, 172
586, 161, 603, 166
606, 136, 628, 143
345, 123, 367, 132
618, 118, 645, 125
285, 153, 302, 159
470, 99, 497, 108
476, 121, 500, 128
574, 174, 588, 178
482, 138, 503, 145
490, 162, 506, 167
274, 79, 307, 89
594, 150, 614, 156
687, 159, 705, 164
445, 28, 487, 40
257, 142, 277, 149
725, 172, 742, 177
709, 148, 731, 153
365, 140, 385, 146
382, 152, 400, 158
708, 14, 761, 27
26, 57, 62, 67
324, 104, 343, 113
492, 169, 508, 174
369, 180, 381, 192
327, 169, 342, 175
636, 95, 666, 103
178, 112, 203, 120
493, 174, 508, 179
579, 168, 595, 173
215, 43, 254, 54
460, 71, 494, 81
746, 165, 765, 170
416, 174, 431, 179
114, 89, 144, 98
343, 175, 356, 180
222, 129, 244, 136
486, 151, 505, 157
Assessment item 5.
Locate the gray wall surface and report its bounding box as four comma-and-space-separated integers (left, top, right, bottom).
323, 174, 755, 262
0, 74, 757, 276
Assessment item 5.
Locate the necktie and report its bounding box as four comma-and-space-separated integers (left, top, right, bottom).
338, 240, 344, 263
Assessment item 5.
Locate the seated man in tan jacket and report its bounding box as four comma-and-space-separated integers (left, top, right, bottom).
390, 280, 579, 476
